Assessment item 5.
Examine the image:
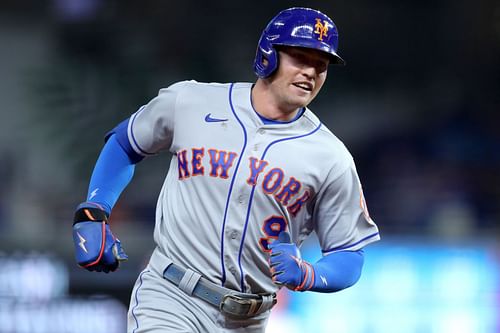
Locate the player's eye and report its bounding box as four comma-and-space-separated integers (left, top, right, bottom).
315, 61, 328, 74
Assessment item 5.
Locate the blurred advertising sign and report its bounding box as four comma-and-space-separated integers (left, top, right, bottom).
0, 252, 126, 333
267, 238, 500, 333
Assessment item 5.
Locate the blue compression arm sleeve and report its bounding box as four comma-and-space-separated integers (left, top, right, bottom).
309, 250, 364, 292
86, 134, 137, 215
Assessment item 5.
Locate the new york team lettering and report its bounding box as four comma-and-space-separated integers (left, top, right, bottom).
177, 148, 310, 215
208, 149, 237, 179
177, 148, 237, 179
191, 148, 204, 176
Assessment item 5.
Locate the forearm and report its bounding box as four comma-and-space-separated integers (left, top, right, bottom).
85, 134, 137, 215
72, 132, 137, 273
269, 233, 365, 293
308, 250, 364, 293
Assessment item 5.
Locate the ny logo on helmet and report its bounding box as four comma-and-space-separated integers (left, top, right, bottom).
314, 18, 329, 41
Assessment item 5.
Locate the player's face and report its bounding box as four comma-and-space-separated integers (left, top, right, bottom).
270, 46, 330, 111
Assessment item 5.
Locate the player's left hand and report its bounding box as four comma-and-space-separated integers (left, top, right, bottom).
72, 202, 128, 273
268, 231, 314, 291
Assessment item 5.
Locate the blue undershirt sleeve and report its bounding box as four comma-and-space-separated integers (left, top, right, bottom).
309, 249, 364, 292
86, 133, 138, 215
105, 118, 144, 164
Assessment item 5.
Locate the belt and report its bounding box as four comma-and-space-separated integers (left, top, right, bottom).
162, 261, 276, 319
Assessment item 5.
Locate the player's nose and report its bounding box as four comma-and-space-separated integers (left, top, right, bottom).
300, 65, 317, 80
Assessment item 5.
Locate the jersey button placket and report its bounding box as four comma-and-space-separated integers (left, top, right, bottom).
226, 229, 239, 241
237, 194, 245, 204
254, 126, 270, 154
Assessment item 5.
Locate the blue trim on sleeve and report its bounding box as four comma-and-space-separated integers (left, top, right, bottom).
106, 118, 144, 164
129, 107, 155, 157
311, 249, 364, 292
87, 134, 136, 215
322, 232, 380, 254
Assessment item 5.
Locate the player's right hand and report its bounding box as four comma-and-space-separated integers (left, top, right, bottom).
72, 202, 128, 273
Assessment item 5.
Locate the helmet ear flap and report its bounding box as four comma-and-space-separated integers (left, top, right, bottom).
254, 37, 279, 78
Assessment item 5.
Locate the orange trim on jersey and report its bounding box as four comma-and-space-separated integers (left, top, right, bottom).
246, 157, 268, 186
287, 190, 310, 217
261, 167, 285, 194
191, 147, 205, 176
208, 148, 238, 179
275, 176, 302, 206
259, 215, 288, 253
177, 149, 191, 180
359, 184, 374, 224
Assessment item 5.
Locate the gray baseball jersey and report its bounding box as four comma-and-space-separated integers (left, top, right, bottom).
127, 80, 379, 295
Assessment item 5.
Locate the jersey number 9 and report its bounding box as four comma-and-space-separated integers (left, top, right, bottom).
259, 215, 288, 252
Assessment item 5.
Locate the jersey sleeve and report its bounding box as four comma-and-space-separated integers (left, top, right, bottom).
126, 81, 189, 156
313, 159, 380, 255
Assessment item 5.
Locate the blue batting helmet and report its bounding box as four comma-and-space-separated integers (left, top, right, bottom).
253, 7, 345, 78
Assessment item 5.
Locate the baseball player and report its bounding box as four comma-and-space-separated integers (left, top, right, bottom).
72, 7, 380, 332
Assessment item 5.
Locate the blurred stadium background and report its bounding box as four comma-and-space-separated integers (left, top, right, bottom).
0, 0, 499, 332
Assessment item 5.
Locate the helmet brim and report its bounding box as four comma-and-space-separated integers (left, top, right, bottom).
273, 41, 346, 66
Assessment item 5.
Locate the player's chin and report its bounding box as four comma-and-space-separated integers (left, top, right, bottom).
289, 95, 312, 109
289, 89, 315, 107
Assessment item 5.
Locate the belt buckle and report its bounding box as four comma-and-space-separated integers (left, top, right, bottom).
220, 294, 258, 318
